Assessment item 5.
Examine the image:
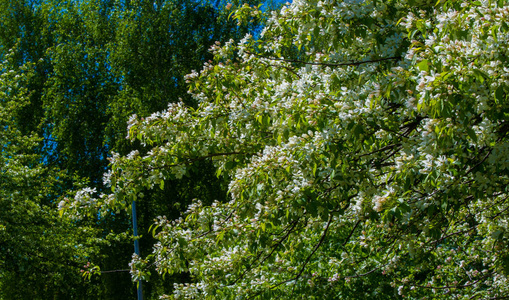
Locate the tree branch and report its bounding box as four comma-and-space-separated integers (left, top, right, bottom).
245, 51, 401, 67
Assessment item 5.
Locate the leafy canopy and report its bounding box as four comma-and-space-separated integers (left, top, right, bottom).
0, 50, 105, 299
67, 0, 509, 299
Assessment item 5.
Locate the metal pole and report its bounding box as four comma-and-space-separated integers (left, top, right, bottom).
132, 200, 143, 300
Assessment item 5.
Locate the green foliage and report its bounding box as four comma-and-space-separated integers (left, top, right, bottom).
70, 0, 509, 298
0, 51, 104, 299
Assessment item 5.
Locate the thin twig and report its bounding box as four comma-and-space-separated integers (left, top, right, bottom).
247, 215, 334, 299
100, 269, 130, 274
343, 219, 362, 247
411, 276, 488, 290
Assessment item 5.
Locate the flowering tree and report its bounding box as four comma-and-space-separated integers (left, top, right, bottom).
66, 0, 509, 298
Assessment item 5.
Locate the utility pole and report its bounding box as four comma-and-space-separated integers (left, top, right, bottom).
132, 200, 143, 300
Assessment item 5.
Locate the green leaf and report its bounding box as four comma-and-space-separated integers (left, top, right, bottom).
472, 69, 487, 83
417, 59, 429, 72
466, 127, 477, 142
216, 230, 225, 243
491, 229, 504, 240
225, 160, 235, 170
495, 85, 505, 103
